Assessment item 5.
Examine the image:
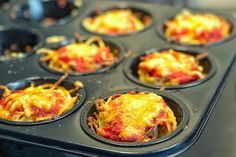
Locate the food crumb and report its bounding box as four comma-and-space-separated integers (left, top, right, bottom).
192, 106, 198, 113
96, 80, 102, 84
75, 80, 84, 88
46, 35, 66, 44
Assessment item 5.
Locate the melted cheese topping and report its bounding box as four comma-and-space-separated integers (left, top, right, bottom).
164, 10, 231, 45
138, 49, 205, 86
39, 36, 116, 73
82, 9, 148, 35
89, 91, 177, 142
0, 83, 78, 122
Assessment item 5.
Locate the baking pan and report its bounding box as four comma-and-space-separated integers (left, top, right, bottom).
0, 0, 235, 156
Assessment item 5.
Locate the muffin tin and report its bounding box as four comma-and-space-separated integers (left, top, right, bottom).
0, 0, 236, 156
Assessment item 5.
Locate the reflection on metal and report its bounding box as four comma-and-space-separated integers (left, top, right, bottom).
28, 0, 43, 21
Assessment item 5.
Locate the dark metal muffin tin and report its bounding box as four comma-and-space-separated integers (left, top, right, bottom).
10, 0, 82, 27
0, 0, 235, 156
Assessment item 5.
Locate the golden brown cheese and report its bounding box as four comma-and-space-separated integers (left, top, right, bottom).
138, 49, 205, 86
0, 83, 78, 122
82, 9, 150, 35
38, 36, 116, 73
88, 91, 177, 142
164, 10, 231, 45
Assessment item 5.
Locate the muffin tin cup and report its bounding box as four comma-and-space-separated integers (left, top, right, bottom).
0, 77, 86, 125
0, 27, 43, 62
123, 47, 217, 89
81, 88, 189, 147
9, 0, 83, 27
38, 37, 126, 76
81, 6, 154, 37
156, 10, 236, 47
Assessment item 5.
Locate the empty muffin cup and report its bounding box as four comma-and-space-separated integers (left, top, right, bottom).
0, 27, 42, 62
10, 0, 82, 27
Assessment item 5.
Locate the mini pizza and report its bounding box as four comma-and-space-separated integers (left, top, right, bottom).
82, 9, 151, 35
138, 49, 205, 86
88, 91, 177, 142
0, 80, 81, 122
38, 36, 117, 74
164, 10, 231, 45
